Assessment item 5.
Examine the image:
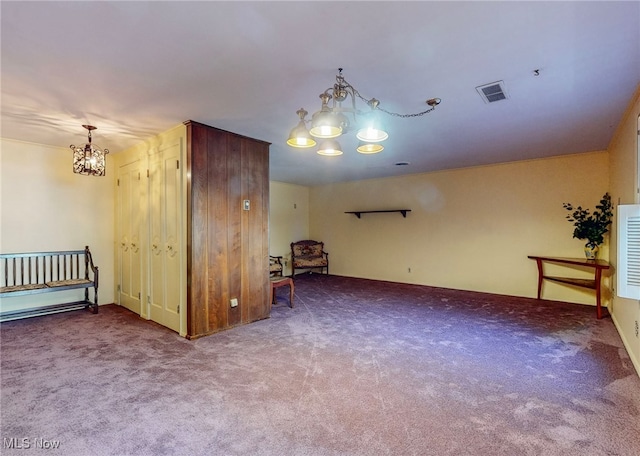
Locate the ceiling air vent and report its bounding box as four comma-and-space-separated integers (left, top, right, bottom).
476, 81, 508, 104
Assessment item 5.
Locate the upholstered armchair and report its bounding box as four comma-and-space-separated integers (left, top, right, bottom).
269, 255, 284, 277
290, 240, 329, 277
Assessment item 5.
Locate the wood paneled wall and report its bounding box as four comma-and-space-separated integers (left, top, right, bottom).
185, 121, 270, 339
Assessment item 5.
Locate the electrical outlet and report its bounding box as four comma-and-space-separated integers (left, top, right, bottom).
635, 320, 639, 338
230, 298, 238, 308
408, 267, 411, 273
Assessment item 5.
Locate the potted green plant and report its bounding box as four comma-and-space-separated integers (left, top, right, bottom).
562, 192, 613, 259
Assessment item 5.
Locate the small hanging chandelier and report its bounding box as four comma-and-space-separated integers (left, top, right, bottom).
287, 68, 441, 156
70, 125, 109, 176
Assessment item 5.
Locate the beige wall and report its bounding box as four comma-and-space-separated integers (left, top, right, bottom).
608, 86, 640, 374
269, 181, 309, 276
309, 152, 609, 304
0, 138, 115, 312
1, 92, 637, 373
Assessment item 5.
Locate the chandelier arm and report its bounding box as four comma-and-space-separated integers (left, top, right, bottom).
339, 78, 365, 106
331, 88, 358, 112
348, 87, 357, 112
321, 88, 334, 98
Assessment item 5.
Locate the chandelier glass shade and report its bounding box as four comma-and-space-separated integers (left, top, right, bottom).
317, 139, 344, 156
286, 109, 317, 148
355, 101, 388, 143
70, 125, 109, 176
286, 68, 440, 156
356, 142, 384, 154
356, 125, 389, 143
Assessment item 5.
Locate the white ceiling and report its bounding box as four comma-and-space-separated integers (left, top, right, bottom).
1, 1, 639, 186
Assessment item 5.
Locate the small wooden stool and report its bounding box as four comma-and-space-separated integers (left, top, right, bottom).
270, 276, 294, 308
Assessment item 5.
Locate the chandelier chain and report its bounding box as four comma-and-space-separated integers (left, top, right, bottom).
341, 76, 438, 118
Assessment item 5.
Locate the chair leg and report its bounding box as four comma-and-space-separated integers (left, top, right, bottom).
289, 281, 294, 308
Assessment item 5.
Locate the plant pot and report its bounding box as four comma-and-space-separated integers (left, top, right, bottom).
584, 242, 599, 260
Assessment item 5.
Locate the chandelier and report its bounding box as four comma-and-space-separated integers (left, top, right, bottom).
287, 68, 441, 156
70, 125, 109, 176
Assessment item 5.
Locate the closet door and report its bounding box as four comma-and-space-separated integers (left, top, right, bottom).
148, 141, 182, 333
116, 160, 143, 315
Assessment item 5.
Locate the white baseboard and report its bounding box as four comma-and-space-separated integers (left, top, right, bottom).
611, 312, 640, 378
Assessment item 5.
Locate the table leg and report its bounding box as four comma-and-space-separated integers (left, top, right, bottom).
535, 258, 544, 299
595, 267, 603, 319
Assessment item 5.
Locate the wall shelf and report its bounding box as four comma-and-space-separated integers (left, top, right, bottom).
345, 209, 411, 219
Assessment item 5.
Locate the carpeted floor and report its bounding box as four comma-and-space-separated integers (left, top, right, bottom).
1, 274, 638, 456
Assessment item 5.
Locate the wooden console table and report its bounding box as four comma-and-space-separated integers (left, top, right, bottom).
528, 256, 610, 319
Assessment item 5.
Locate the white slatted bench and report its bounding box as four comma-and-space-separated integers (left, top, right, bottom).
0, 246, 99, 322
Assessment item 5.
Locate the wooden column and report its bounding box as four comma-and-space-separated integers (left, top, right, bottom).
185, 121, 270, 339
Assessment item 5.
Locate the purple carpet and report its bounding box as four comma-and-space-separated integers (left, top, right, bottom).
1, 274, 638, 455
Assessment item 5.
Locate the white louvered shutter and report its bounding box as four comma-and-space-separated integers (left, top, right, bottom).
617, 204, 640, 299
